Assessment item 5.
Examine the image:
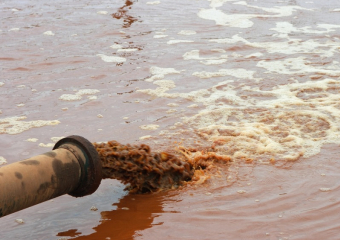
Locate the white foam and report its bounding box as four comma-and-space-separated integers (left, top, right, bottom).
9, 28, 20, 31
167, 109, 177, 113
209, 0, 239, 8
137, 68, 340, 161
198, 8, 254, 28
198, 4, 309, 28
210, 34, 248, 44
140, 135, 152, 140
244, 4, 308, 17
177, 30, 196, 35
97, 11, 108, 15
320, 188, 331, 192
183, 50, 201, 60
271, 22, 340, 35
137, 80, 177, 98
96, 54, 126, 63
110, 44, 123, 49
153, 35, 168, 38
257, 57, 340, 76
88, 96, 97, 100
188, 104, 198, 108
117, 48, 138, 52
59, 94, 82, 101
39, 143, 54, 148
183, 50, 228, 65
317, 24, 340, 32
150, 66, 180, 75
51, 137, 64, 143
131, 1, 340, 163
26, 138, 38, 142
90, 206, 98, 211
213, 33, 340, 57
140, 124, 159, 130
193, 68, 254, 79
155, 80, 176, 88
211, 49, 226, 53
59, 89, 100, 101
15, 219, 24, 224
0, 116, 60, 135
145, 75, 163, 82
145, 66, 181, 82
201, 59, 227, 65
77, 89, 100, 95
167, 103, 179, 107
159, 130, 169, 136
167, 40, 194, 45
0, 156, 7, 165
146, 1, 160, 4
43, 31, 55, 36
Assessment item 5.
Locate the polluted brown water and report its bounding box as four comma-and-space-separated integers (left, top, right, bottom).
94, 140, 233, 193
2, 0, 340, 239
94, 140, 194, 193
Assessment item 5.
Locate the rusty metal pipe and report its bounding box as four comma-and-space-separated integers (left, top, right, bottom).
0, 135, 102, 218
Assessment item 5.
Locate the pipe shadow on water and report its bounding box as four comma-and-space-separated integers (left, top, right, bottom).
57, 192, 169, 240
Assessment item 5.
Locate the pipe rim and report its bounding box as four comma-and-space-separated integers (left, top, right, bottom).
53, 135, 102, 197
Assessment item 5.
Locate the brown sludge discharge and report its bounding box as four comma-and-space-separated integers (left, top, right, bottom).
3, 0, 340, 239
94, 141, 193, 193
94, 140, 233, 193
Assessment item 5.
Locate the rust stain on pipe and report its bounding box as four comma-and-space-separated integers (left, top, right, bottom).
0, 135, 102, 218
0, 149, 82, 217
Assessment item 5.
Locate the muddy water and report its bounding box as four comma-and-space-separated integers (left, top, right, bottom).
1, 0, 340, 239
95, 141, 193, 192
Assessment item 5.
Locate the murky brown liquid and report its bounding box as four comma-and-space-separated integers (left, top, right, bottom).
1, 0, 340, 239
94, 141, 193, 193
94, 140, 237, 194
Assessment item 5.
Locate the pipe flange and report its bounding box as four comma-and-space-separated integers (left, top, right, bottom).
53, 135, 102, 197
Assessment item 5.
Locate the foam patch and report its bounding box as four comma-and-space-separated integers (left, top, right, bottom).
140, 124, 160, 130
0, 156, 7, 165
178, 30, 197, 35
59, 89, 100, 101
96, 54, 126, 63
154, 35, 168, 38
43, 31, 54, 36
0, 116, 60, 135
117, 48, 138, 52
26, 138, 38, 142
198, 3, 309, 28
146, 1, 160, 4
193, 68, 255, 79
167, 40, 194, 44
